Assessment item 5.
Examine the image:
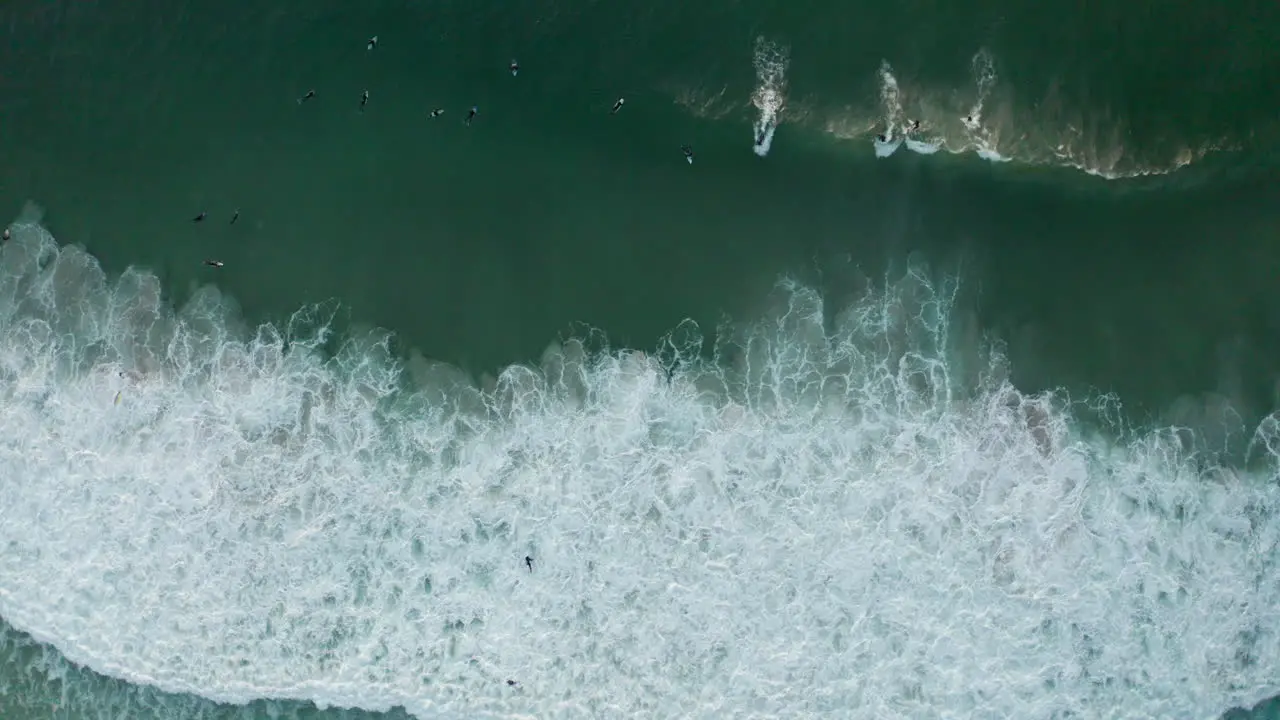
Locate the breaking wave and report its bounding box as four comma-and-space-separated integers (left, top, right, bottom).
0, 206, 1278, 719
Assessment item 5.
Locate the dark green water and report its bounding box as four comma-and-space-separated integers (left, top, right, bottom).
4, 0, 1278, 408
2, 0, 1280, 717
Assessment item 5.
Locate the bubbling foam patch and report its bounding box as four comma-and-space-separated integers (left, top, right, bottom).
1, 212, 1279, 720
0, 617, 416, 720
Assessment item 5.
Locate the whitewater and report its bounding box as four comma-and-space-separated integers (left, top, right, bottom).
0, 207, 1278, 719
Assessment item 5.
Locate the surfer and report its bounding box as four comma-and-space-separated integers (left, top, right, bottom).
192, 211, 207, 222
367, 36, 378, 51
681, 145, 694, 164
297, 90, 316, 105
525, 556, 533, 572
230, 209, 239, 225
507, 680, 519, 687
509, 59, 519, 76
756, 128, 768, 145
611, 97, 625, 114
906, 119, 921, 133
360, 89, 369, 112
876, 133, 888, 143
203, 260, 224, 268
1, 228, 9, 242
430, 108, 445, 118
465, 105, 478, 126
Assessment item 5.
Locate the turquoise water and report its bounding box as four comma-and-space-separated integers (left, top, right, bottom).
2, 0, 1280, 717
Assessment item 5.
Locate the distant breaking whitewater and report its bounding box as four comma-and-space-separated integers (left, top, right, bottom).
671, 45, 1227, 179
0, 205, 1278, 719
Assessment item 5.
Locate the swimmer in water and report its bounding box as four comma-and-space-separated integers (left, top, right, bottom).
430, 108, 444, 118
681, 145, 694, 164
230, 209, 239, 225
525, 556, 533, 572
367, 36, 378, 51
465, 105, 478, 125
876, 133, 887, 143
360, 89, 369, 112
611, 97, 625, 114
297, 90, 316, 105
192, 211, 207, 222
203, 260, 224, 268
510, 59, 519, 76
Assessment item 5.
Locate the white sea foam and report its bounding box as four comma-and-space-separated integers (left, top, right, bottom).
965, 48, 998, 135
1, 209, 1279, 719
751, 38, 788, 157
871, 62, 905, 158
821, 49, 1223, 178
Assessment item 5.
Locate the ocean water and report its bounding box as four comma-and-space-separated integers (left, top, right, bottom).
3, 0, 1280, 718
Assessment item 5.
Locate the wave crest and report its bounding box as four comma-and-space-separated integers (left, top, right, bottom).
0, 215, 1278, 719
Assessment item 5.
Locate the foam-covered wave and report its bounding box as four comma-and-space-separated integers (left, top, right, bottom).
0, 618, 413, 719
671, 45, 1227, 178
750, 38, 788, 157
824, 49, 1228, 179
2, 207, 1280, 719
